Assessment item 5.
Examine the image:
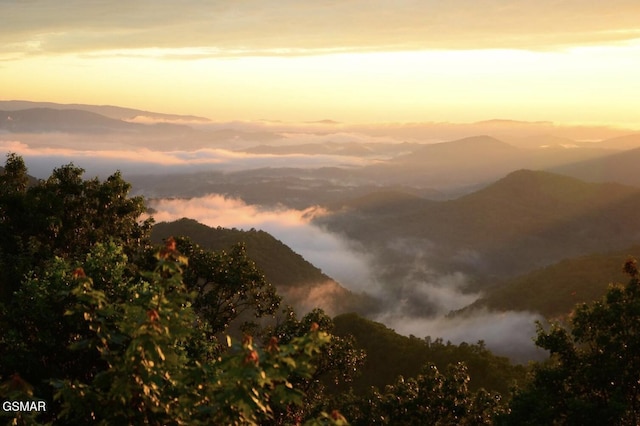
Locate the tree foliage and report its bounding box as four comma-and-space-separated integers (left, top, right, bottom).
0, 239, 345, 425
502, 258, 640, 425
338, 363, 505, 426
259, 308, 367, 424
0, 155, 348, 425
0, 155, 151, 299
18, 154, 639, 424
173, 236, 281, 335
47, 242, 337, 425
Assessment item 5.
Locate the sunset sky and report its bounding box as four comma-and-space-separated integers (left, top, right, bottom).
2, 1, 640, 127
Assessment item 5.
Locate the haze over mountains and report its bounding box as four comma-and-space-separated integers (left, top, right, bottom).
3, 100, 640, 361
0, 100, 211, 123
319, 170, 640, 281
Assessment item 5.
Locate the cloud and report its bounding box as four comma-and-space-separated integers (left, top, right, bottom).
147, 195, 375, 291
379, 308, 547, 362
3, 1, 640, 58
276, 131, 401, 146
0, 138, 369, 179
370, 241, 545, 360
346, 236, 547, 361
147, 194, 546, 361
280, 280, 358, 317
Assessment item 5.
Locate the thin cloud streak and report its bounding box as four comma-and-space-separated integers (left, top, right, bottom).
0, 140, 369, 178
3, 1, 640, 58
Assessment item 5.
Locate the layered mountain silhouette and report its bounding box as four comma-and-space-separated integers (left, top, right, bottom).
0, 107, 205, 135
318, 169, 640, 284
354, 135, 621, 192
0, 108, 141, 133
464, 245, 640, 319
6, 99, 640, 327
550, 143, 640, 187
0, 100, 210, 122
0, 101, 286, 150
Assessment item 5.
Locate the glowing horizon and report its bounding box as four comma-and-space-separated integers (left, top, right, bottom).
2, 1, 640, 128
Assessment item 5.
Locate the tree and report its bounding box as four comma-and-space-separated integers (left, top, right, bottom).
1, 240, 347, 425
172, 236, 281, 335
0, 155, 151, 299
0, 156, 349, 425
0, 153, 33, 301
0, 243, 132, 405
341, 363, 504, 426
502, 258, 640, 425
0, 152, 29, 194
262, 308, 366, 424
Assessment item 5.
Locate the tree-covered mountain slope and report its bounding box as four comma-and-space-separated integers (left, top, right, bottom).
317, 169, 640, 285
465, 246, 640, 318
331, 312, 527, 394
550, 144, 640, 188
151, 218, 377, 315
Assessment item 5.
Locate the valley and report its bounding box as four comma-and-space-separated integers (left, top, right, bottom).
3, 101, 640, 363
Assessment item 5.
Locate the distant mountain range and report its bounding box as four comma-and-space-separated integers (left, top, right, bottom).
129, 133, 640, 207
0, 106, 204, 135
0, 101, 285, 151
0, 100, 210, 122
5, 99, 640, 323
3, 100, 640, 200
235, 134, 636, 195
0, 108, 142, 134
356, 135, 623, 191
550, 145, 640, 187
318, 169, 640, 286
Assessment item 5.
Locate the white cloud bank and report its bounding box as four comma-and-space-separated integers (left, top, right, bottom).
0, 139, 368, 179
148, 195, 375, 290
148, 194, 546, 361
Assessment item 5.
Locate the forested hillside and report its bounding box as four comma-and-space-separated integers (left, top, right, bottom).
152, 218, 378, 316
3, 154, 640, 424
0, 154, 345, 424
318, 169, 640, 285
331, 313, 527, 394
466, 246, 640, 318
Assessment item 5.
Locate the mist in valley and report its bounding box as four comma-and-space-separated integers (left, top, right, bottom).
147, 194, 546, 361
5, 3, 640, 421
3, 104, 640, 363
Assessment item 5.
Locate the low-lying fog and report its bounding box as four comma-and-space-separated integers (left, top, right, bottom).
148, 194, 546, 362
0, 138, 373, 179
4, 120, 595, 362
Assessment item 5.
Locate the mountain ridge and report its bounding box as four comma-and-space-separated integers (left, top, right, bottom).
151, 218, 377, 316
462, 245, 640, 318
0, 108, 141, 133
550, 145, 640, 187
0, 100, 210, 122
317, 169, 640, 284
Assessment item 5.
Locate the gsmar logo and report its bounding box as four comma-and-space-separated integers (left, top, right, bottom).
2, 400, 47, 412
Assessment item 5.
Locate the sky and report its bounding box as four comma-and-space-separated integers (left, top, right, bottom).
2, 1, 640, 127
